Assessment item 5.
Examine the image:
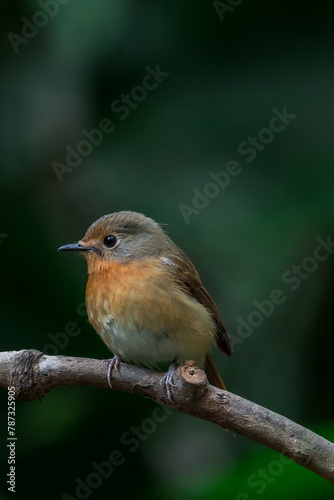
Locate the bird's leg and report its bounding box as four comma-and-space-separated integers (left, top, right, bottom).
160, 360, 177, 402
103, 355, 121, 388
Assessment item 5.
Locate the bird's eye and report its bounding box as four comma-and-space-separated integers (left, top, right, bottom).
103, 235, 117, 248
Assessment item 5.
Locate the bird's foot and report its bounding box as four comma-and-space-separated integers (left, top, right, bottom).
103, 355, 121, 388
160, 362, 177, 402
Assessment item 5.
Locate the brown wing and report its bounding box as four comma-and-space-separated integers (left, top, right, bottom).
160, 252, 233, 357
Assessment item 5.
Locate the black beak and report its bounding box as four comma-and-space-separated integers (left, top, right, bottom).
58, 242, 90, 252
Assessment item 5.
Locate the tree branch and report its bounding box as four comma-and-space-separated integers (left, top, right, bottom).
1, 349, 333, 483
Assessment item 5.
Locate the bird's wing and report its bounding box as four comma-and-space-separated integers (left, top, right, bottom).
160, 253, 233, 356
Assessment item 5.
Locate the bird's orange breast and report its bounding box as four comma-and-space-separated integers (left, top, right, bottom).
85, 257, 216, 367
86, 258, 161, 324
85, 258, 168, 346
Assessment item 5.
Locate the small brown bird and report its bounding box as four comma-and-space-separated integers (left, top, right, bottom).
58, 211, 232, 398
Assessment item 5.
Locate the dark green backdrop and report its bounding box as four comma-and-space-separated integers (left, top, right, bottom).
1, 1, 334, 499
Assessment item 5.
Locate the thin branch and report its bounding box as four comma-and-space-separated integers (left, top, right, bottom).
1, 349, 333, 483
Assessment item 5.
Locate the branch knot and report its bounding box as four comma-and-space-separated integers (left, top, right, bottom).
172, 360, 208, 402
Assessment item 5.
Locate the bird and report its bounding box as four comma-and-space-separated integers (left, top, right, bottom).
58, 211, 232, 398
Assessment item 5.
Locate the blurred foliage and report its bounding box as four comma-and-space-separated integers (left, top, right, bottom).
1, 1, 334, 499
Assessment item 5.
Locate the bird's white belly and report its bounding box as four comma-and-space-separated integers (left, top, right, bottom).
98, 317, 178, 367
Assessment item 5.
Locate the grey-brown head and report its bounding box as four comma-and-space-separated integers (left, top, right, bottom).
58, 211, 175, 264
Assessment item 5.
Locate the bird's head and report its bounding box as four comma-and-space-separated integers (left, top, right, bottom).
58, 211, 173, 273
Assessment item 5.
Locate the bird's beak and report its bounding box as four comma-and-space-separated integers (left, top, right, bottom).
58, 242, 90, 252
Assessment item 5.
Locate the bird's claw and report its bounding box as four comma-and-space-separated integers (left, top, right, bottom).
161, 363, 177, 402
103, 355, 121, 388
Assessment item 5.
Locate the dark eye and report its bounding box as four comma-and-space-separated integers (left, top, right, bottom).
103, 235, 117, 248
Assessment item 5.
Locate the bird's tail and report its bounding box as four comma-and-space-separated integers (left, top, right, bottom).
205, 353, 227, 391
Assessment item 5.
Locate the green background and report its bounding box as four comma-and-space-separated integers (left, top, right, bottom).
1, 1, 334, 499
